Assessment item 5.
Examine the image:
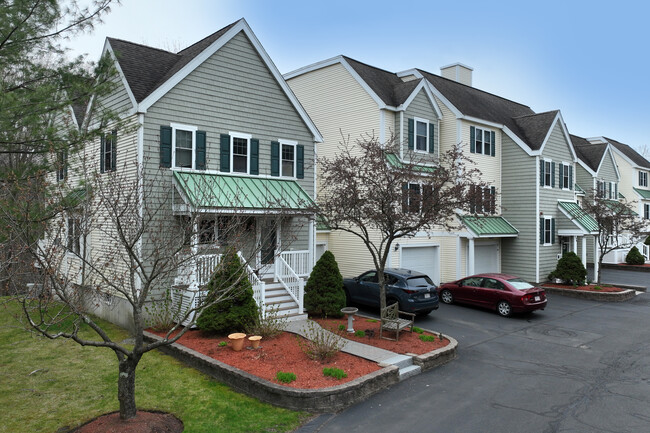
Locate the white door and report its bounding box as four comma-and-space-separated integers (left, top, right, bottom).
400, 246, 440, 285
475, 244, 498, 274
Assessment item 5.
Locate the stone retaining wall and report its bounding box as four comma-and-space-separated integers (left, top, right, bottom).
143, 331, 399, 413
541, 287, 636, 302
414, 335, 458, 370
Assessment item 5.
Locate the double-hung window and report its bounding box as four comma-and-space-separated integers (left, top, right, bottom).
645, 204, 650, 220
406, 183, 421, 213
639, 171, 648, 187
540, 217, 555, 245
560, 163, 572, 189
231, 132, 251, 174
543, 160, 552, 187
171, 123, 197, 169
57, 150, 67, 182
67, 215, 81, 255
415, 119, 428, 152
101, 130, 117, 173
469, 185, 496, 214
280, 140, 297, 177
470, 126, 496, 156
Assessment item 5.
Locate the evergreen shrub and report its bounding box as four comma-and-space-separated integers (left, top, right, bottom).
549, 252, 587, 285
304, 251, 345, 317
625, 246, 645, 265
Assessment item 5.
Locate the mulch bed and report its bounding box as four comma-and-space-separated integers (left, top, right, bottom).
543, 283, 624, 292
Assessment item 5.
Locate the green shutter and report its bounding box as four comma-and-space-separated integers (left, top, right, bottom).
100, 134, 105, 173
160, 126, 172, 168
271, 141, 280, 177
408, 118, 414, 150
220, 134, 230, 172
296, 144, 304, 179
551, 162, 556, 188
111, 130, 117, 171
540, 160, 544, 186
470, 126, 476, 153
569, 166, 573, 190
551, 218, 556, 244
490, 186, 496, 214
490, 131, 495, 157
195, 131, 206, 170
558, 164, 563, 188
428, 123, 435, 154
539, 218, 544, 244
250, 138, 259, 175
608, 182, 612, 198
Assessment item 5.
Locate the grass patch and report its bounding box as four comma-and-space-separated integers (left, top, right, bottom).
322, 367, 347, 380
275, 371, 297, 384
419, 335, 436, 342
0, 298, 306, 432
365, 319, 378, 323
354, 330, 366, 337
413, 327, 424, 334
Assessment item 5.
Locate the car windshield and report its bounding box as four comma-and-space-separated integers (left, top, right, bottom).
407, 276, 434, 287
507, 278, 535, 290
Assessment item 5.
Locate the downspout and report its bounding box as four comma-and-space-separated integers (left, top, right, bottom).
535, 155, 540, 283
135, 114, 145, 294
399, 111, 404, 160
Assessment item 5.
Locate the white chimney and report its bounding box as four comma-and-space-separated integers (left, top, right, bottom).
440, 63, 473, 86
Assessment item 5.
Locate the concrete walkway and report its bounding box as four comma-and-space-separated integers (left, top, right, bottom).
284, 319, 399, 363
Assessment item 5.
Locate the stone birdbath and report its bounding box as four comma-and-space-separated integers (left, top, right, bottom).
340, 307, 359, 333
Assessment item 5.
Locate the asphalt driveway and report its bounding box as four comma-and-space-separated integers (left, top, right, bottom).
298, 290, 650, 433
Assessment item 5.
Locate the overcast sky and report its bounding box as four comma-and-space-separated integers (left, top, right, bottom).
67, 0, 649, 154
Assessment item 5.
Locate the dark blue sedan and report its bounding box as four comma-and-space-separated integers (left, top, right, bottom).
343, 268, 439, 316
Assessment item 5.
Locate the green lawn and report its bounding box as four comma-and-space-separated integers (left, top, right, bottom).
0, 298, 307, 433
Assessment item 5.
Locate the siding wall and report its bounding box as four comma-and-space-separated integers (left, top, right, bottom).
500, 134, 538, 281
598, 152, 618, 184
97, 68, 134, 116
461, 120, 501, 210
433, 95, 458, 155
537, 122, 577, 282
575, 164, 593, 193
142, 31, 316, 256
397, 89, 439, 163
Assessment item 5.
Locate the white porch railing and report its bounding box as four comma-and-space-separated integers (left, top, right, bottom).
643, 244, 650, 261
237, 251, 266, 314
276, 255, 304, 314
280, 250, 311, 277
173, 252, 221, 289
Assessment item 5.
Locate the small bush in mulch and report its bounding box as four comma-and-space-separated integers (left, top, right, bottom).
304, 251, 346, 317
549, 252, 587, 285
626, 246, 646, 265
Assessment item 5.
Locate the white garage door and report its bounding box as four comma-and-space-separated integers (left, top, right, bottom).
475, 244, 498, 274
401, 246, 440, 285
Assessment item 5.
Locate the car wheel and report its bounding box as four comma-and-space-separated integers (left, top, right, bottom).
440, 289, 453, 304
497, 301, 512, 317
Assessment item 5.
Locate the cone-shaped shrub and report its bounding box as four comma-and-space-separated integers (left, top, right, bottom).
625, 246, 645, 265
549, 252, 587, 285
196, 247, 258, 334
304, 251, 345, 317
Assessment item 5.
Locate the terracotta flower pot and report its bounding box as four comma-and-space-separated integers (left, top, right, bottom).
248, 335, 262, 349
228, 333, 246, 351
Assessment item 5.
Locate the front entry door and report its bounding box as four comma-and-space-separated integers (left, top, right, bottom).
259, 220, 277, 277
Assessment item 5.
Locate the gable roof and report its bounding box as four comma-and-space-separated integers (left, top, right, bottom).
602, 137, 650, 169
572, 134, 607, 172
104, 19, 322, 142
511, 111, 561, 151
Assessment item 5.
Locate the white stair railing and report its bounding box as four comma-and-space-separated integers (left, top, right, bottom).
237, 251, 266, 314
642, 244, 649, 261
280, 250, 311, 277
275, 254, 304, 314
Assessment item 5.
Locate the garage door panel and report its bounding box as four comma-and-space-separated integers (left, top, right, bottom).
401, 246, 440, 285
475, 244, 498, 274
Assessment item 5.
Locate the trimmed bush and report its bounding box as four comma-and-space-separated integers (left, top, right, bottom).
625, 246, 645, 265
549, 252, 587, 285
304, 251, 346, 317
196, 247, 259, 334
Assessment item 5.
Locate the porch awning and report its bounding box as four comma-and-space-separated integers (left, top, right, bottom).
173, 171, 315, 213
633, 188, 650, 200
461, 216, 519, 237
385, 153, 436, 173
557, 201, 598, 233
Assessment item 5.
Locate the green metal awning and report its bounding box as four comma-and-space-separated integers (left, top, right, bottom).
557, 201, 599, 232
461, 216, 519, 237
633, 188, 650, 200
316, 214, 331, 231
574, 183, 586, 194
173, 171, 315, 213
385, 153, 436, 173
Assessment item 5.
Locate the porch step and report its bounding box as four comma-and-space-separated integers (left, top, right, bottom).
381, 354, 422, 381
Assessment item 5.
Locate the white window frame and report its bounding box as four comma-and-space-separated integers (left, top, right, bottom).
171, 123, 197, 170
644, 203, 650, 220
542, 217, 553, 246
561, 162, 571, 190
639, 171, 648, 187
543, 159, 552, 188
609, 182, 616, 199
230, 131, 252, 175
66, 214, 82, 256
413, 117, 430, 153
472, 127, 494, 156
279, 139, 297, 178
405, 182, 422, 213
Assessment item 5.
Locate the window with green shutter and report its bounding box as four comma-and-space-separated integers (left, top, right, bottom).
470, 126, 496, 157
409, 117, 435, 153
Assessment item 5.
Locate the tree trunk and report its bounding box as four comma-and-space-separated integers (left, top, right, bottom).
117, 355, 141, 420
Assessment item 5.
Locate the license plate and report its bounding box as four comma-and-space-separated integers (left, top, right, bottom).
534, 296, 541, 301
424, 293, 430, 299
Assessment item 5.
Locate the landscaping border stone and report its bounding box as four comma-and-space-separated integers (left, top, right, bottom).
143, 331, 399, 413
413, 334, 458, 370
541, 286, 637, 302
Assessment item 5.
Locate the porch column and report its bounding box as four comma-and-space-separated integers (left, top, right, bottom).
456, 236, 462, 279
573, 236, 577, 254
468, 238, 475, 276
581, 237, 587, 266
593, 237, 599, 282
308, 217, 315, 269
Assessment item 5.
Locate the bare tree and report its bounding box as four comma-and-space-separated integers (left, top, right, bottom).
318, 134, 484, 312
9, 155, 311, 420
580, 192, 646, 283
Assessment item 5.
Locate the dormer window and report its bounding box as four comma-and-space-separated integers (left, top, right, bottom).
415, 120, 428, 152
408, 117, 435, 154
639, 171, 648, 187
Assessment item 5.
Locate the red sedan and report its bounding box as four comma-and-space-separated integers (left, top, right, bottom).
437, 273, 547, 317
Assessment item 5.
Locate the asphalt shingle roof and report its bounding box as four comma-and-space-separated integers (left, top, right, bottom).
107, 20, 238, 103
511, 111, 560, 151
571, 134, 607, 172
604, 137, 650, 169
